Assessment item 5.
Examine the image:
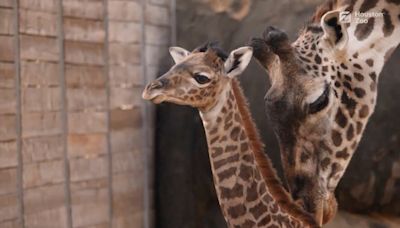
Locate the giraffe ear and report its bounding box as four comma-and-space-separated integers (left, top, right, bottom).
169, 46, 190, 63
224, 46, 253, 78
321, 10, 349, 51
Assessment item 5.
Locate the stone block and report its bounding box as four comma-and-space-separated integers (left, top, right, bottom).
0, 114, 16, 141
23, 184, 65, 214
0, 88, 16, 114
22, 135, 63, 163
110, 108, 142, 131
21, 61, 59, 86
110, 87, 142, 109
65, 64, 105, 89
112, 150, 142, 174
110, 128, 142, 154
65, 41, 104, 66
0, 8, 13, 35
24, 207, 68, 228
62, 0, 103, 20
69, 156, 107, 182
20, 35, 58, 62
64, 18, 105, 43
0, 63, 15, 89
20, 0, 57, 13
0, 194, 17, 222
150, 0, 170, 6
21, 111, 62, 138
68, 133, 107, 159
70, 178, 108, 192
23, 159, 65, 188
21, 87, 62, 112
109, 21, 141, 43
0, 220, 19, 228
68, 112, 107, 134
0, 0, 13, 8
0, 140, 17, 169
71, 187, 109, 227
19, 9, 57, 36
0, 35, 14, 61
109, 64, 142, 87
0, 168, 16, 195
108, 43, 140, 65
108, 1, 142, 22
66, 88, 106, 111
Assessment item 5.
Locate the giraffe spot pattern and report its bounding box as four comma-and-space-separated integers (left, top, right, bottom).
227, 204, 246, 219
220, 182, 243, 199
331, 130, 343, 146
217, 167, 237, 182
249, 202, 269, 219
214, 154, 239, 170
336, 148, 350, 160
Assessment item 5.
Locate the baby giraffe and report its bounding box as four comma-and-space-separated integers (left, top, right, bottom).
142, 43, 318, 228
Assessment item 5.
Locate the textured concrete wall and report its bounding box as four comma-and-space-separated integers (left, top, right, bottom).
155, 0, 400, 227
0, 0, 172, 227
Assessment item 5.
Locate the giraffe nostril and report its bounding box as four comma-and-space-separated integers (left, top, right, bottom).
149, 81, 163, 90
149, 78, 169, 90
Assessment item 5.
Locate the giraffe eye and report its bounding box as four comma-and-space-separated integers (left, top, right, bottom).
308, 84, 330, 114
193, 73, 211, 84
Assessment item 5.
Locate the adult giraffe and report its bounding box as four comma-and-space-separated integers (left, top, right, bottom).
250, 0, 400, 225
143, 43, 319, 227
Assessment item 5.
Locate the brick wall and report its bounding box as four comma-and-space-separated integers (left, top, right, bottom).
0, 0, 173, 227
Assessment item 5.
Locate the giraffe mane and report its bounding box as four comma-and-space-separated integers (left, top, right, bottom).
231, 79, 318, 227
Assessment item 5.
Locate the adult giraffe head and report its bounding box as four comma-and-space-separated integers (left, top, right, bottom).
250, 0, 400, 224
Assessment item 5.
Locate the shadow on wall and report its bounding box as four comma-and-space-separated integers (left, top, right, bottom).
154, 0, 400, 227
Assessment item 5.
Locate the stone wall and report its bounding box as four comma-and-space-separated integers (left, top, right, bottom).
0, 0, 172, 227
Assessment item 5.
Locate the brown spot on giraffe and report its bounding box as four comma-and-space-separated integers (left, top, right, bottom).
250, 201, 269, 219
220, 182, 243, 199
218, 167, 237, 182
346, 124, 355, 141
336, 148, 350, 160
335, 108, 348, 128
213, 154, 239, 170
227, 204, 247, 218
382, 9, 395, 36
246, 182, 258, 202
355, 17, 375, 41
359, 104, 370, 118
331, 130, 343, 146
239, 164, 253, 180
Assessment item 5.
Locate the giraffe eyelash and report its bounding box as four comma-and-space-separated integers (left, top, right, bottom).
308, 83, 330, 114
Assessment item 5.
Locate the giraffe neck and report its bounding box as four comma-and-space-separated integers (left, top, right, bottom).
320, 0, 400, 189
199, 79, 316, 227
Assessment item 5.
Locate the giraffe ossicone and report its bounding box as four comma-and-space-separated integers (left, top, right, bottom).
251, 0, 400, 225
143, 43, 319, 227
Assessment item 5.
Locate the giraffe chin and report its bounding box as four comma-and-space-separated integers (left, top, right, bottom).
150, 95, 166, 104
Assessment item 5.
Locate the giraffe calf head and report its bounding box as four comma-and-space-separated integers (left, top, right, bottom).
142, 43, 253, 111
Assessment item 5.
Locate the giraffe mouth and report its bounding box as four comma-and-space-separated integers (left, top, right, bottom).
150, 95, 166, 104
142, 88, 166, 104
